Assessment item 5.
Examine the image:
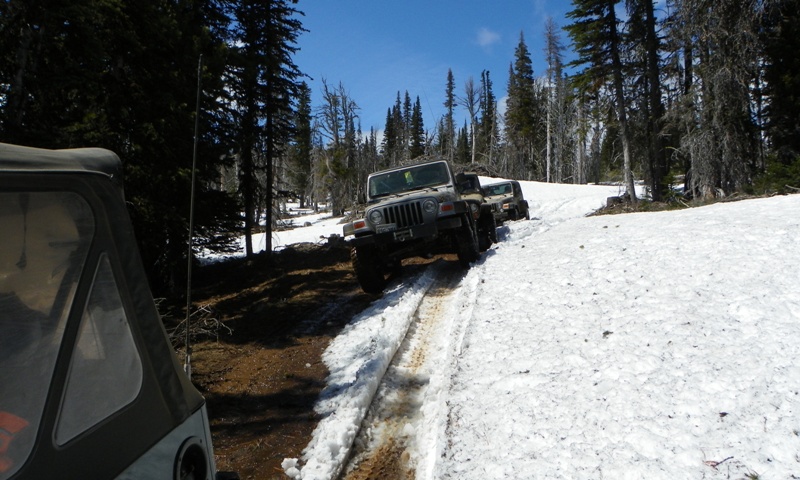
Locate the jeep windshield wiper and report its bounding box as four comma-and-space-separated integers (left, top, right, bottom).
370, 192, 394, 199
406, 184, 442, 193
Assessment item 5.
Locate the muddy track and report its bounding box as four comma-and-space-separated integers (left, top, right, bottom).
340, 263, 465, 480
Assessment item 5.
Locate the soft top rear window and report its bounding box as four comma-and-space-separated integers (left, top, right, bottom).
0, 191, 94, 479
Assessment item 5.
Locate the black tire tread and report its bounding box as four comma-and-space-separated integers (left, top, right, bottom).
351, 246, 385, 294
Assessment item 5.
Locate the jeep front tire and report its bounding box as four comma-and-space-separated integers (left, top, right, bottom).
351, 245, 385, 294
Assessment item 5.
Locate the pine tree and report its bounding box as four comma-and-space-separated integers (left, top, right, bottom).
566, 0, 637, 201
455, 121, 471, 164
402, 91, 413, 161
443, 69, 457, 161
409, 96, 426, 159
392, 93, 404, 164
478, 70, 498, 166
226, 0, 305, 257
671, 0, 762, 198
289, 82, 313, 207
762, 0, 800, 166
505, 32, 545, 179
381, 107, 398, 167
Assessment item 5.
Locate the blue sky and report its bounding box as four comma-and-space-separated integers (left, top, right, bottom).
293, 0, 578, 135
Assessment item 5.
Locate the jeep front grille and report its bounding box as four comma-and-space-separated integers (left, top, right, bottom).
382, 201, 424, 228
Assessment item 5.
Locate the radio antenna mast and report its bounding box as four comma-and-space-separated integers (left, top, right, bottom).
184, 54, 203, 378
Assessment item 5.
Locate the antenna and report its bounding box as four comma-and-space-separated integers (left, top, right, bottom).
184, 54, 202, 378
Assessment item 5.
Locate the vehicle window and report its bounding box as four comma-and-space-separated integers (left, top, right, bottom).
410, 163, 449, 187
0, 192, 93, 480
369, 162, 449, 198
55, 254, 143, 445
486, 183, 510, 196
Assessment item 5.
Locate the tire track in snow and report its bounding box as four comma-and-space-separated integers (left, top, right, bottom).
340, 262, 466, 480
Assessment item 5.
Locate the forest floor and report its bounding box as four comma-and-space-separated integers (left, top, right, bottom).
168, 240, 438, 480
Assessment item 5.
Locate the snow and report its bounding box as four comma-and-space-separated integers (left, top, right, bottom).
200, 208, 343, 263
264, 211, 344, 251
255, 181, 800, 480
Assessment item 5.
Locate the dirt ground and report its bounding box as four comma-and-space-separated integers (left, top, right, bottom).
174, 240, 438, 480
175, 241, 361, 479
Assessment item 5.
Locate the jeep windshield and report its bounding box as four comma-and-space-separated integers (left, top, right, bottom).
485, 182, 512, 196
368, 162, 450, 199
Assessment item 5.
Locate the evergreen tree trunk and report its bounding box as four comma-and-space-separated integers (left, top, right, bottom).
264, 105, 275, 254
546, 103, 552, 182
241, 149, 255, 257
644, 0, 667, 200
608, 2, 637, 202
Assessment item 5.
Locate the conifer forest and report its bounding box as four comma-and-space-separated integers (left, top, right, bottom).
1, 0, 798, 293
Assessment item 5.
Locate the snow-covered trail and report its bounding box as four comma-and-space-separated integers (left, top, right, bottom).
282, 181, 642, 480
281, 261, 465, 480
341, 261, 467, 480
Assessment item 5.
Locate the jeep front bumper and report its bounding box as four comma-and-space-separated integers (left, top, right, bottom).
348, 215, 463, 247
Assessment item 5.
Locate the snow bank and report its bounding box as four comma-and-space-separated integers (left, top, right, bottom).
437, 194, 800, 479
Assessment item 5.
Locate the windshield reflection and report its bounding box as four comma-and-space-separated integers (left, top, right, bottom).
368, 162, 450, 199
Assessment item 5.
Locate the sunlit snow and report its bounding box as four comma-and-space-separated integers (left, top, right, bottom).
229, 181, 800, 480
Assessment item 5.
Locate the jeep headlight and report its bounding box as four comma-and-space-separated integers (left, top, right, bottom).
422, 199, 437, 213
368, 209, 384, 225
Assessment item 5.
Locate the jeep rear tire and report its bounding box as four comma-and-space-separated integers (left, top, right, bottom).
456, 214, 480, 267
351, 246, 385, 294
